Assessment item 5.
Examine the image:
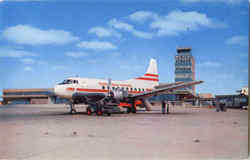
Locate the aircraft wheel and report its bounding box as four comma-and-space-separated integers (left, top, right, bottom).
126, 107, 131, 113
87, 107, 92, 115
131, 107, 137, 113
96, 105, 103, 116
97, 111, 103, 116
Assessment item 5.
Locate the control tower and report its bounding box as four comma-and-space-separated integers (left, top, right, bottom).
175, 47, 195, 95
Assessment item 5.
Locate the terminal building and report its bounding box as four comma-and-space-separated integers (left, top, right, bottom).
175, 48, 195, 95
1, 88, 67, 105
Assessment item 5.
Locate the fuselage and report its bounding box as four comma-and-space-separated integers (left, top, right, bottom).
54, 58, 159, 100
54, 76, 159, 99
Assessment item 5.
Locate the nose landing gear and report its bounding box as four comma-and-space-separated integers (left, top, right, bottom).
70, 103, 77, 114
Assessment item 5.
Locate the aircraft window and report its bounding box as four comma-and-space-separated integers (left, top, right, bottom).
112, 87, 115, 90
102, 86, 105, 90
142, 88, 144, 91
73, 80, 78, 84
134, 88, 137, 91
126, 87, 129, 90
58, 79, 73, 85
139, 88, 141, 91
130, 88, 133, 91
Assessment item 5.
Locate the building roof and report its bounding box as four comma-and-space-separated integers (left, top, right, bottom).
3, 88, 54, 93
177, 47, 191, 53
198, 93, 214, 98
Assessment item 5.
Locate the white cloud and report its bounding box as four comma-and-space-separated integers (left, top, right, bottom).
76, 41, 117, 50
150, 10, 226, 36
65, 51, 88, 58
24, 66, 33, 71
5, 0, 42, 1
225, 36, 248, 46
20, 58, 35, 64
133, 30, 153, 39
52, 65, 68, 71
108, 18, 153, 39
128, 11, 158, 23
108, 19, 134, 31
110, 52, 121, 57
0, 48, 37, 58
181, 0, 245, 4
2, 25, 79, 45
88, 59, 98, 64
198, 61, 221, 67
88, 26, 121, 38
37, 61, 48, 65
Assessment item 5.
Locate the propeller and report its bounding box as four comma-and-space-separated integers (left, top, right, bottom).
108, 78, 112, 96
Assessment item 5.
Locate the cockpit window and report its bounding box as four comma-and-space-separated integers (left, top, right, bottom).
73, 80, 78, 84
58, 79, 76, 85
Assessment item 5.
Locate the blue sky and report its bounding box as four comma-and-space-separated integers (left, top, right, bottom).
0, 0, 248, 98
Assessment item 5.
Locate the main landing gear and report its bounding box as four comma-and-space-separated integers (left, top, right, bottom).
86, 104, 112, 116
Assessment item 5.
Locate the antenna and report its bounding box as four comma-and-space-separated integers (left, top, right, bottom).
108, 78, 112, 96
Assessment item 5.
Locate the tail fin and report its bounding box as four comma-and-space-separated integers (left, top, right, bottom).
136, 58, 159, 82
146, 58, 158, 77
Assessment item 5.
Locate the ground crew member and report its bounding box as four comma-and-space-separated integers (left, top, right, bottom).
161, 100, 166, 114
166, 101, 169, 114
216, 99, 220, 112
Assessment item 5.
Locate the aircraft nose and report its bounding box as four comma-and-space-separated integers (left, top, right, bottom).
54, 85, 63, 96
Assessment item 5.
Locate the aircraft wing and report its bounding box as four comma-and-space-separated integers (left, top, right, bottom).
130, 80, 203, 99
154, 81, 185, 89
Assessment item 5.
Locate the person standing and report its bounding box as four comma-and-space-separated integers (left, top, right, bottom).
161, 100, 166, 114
166, 101, 169, 114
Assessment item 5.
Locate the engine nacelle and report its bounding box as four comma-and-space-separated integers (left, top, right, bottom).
110, 89, 129, 100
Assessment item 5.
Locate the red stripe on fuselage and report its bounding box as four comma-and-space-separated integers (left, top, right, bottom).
75, 88, 144, 94
136, 77, 159, 81
144, 73, 159, 77
66, 88, 75, 91
76, 88, 107, 93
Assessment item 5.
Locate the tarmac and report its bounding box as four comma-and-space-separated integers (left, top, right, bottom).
0, 104, 248, 160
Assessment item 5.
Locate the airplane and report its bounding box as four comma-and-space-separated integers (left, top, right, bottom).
54, 58, 203, 116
